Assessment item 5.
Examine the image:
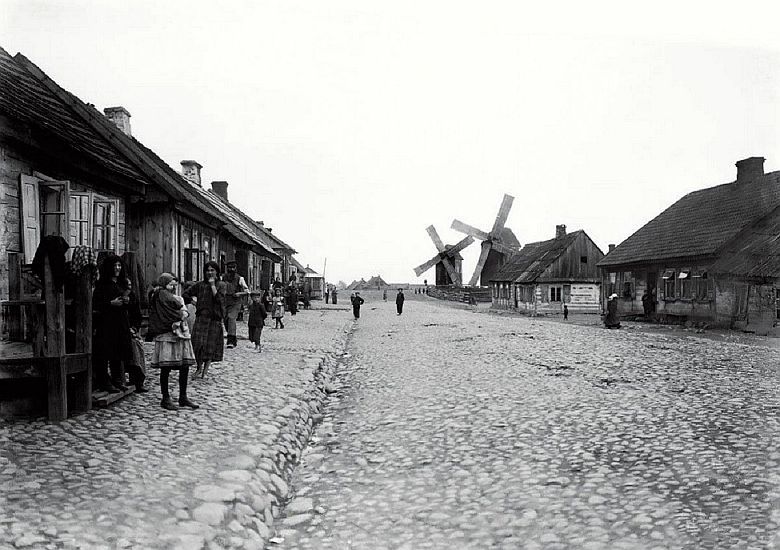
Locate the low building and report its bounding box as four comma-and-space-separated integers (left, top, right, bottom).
597, 157, 780, 334
490, 225, 604, 314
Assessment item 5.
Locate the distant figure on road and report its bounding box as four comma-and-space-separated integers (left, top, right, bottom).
383, 289, 387, 301
332, 288, 338, 305
351, 292, 365, 319
272, 289, 286, 329
604, 293, 621, 329
248, 291, 267, 352
563, 303, 569, 321
222, 259, 249, 349
325, 286, 330, 304
641, 290, 654, 318
396, 289, 405, 315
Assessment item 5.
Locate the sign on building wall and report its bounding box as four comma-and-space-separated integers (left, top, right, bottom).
569, 284, 598, 304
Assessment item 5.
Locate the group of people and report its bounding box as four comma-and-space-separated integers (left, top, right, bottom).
351, 288, 406, 319
92, 256, 309, 411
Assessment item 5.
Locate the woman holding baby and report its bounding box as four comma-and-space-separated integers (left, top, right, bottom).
148, 272, 198, 410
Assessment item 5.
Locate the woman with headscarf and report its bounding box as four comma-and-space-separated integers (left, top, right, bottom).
604, 293, 621, 329
92, 255, 133, 393
182, 261, 226, 379
148, 273, 198, 410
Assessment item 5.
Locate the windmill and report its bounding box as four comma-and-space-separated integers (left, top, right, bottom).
413, 225, 474, 286
451, 193, 520, 287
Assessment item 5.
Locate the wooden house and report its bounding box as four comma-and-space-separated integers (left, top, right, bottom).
597, 157, 780, 334
0, 46, 298, 415
301, 265, 325, 299
490, 225, 604, 314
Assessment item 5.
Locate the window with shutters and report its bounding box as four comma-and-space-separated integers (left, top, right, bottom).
92, 199, 117, 252
40, 182, 68, 239
69, 194, 90, 247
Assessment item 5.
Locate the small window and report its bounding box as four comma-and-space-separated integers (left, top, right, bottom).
69, 194, 90, 246
93, 200, 117, 252
580, 255, 587, 264
663, 270, 676, 299
679, 269, 692, 299
550, 286, 562, 302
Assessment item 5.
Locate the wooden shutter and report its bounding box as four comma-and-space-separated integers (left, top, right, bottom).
20, 175, 40, 263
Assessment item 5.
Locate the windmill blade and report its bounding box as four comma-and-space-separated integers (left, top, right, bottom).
492, 240, 518, 256
469, 241, 493, 287
451, 219, 490, 241
426, 225, 447, 253
445, 235, 475, 256
441, 256, 461, 285
490, 194, 515, 236
413, 254, 441, 277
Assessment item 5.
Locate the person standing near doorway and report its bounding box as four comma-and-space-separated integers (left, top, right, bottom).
222, 260, 249, 349
396, 288, 405, 315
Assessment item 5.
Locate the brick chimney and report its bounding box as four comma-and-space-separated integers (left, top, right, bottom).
608, 244, 616, 252
181, 160, 202, 186
104, 106, 131, 136
555, 224, 567, 239
735, 156, 765, 183
211, 181, 228, 202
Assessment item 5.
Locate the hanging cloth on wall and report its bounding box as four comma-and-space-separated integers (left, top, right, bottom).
31, 235, 70, 290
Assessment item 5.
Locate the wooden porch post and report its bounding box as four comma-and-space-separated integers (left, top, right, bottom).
70, 273, 92, 414
43, 255, 67, 421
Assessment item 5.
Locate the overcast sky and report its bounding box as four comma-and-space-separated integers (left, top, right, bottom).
3, 1, 780, 285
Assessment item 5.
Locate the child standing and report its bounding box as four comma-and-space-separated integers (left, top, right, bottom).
248, 291, 267, 351
272, 289, 286, 329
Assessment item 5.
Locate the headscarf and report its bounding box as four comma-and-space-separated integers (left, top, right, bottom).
148, 273, 184, 336
157, 272, 176, 288
97, 254, 127, 285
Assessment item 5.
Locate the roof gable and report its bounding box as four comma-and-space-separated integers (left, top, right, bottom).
491, 230, 582, 282
599, 173, 780, 267
0, 48, 147, 186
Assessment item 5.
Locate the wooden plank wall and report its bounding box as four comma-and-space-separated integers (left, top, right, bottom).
0, 144, 28, 300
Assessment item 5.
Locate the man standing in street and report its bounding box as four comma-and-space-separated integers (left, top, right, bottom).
332, 287, 338, 305
351, 292, 364, 319
396, 288, 405, 315
325, 285, 330, 304
222, 260, 249, 348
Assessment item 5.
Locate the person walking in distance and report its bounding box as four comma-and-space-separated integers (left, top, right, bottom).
383, 289, 387, 301
351, 292, 365, 320
247, 291, 267, 351
183, 261, 226, 379
272, 289, 286, 329
324, 285, 330, 304
222, 260, 249, 349
396, 288, 405, 315
148, 273, 198, 410
331, 287, 338, 305
563, 302, 569, 321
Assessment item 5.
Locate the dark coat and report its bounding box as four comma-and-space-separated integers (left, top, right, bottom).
351, 295, 364, 317
248, 302, 268, 327
92, 258, 133, 363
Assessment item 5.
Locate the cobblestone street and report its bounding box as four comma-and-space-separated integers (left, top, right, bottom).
273, 293, 780, 549
0, 307, 352, 550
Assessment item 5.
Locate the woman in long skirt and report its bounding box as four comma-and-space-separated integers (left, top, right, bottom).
182, 261, 226, 379
148, 273, 198, 410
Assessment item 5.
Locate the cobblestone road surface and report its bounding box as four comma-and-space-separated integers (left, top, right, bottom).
273, 293, 780, 549
0, 307, 352, 550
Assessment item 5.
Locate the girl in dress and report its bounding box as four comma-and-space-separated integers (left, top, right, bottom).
148, 273, 198, 410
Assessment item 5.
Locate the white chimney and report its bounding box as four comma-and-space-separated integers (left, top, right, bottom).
181, 160, 202, 186
104, 106, 131, 136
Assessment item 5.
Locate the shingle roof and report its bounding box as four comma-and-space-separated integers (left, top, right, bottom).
708, 205, 780, 278
0, 47, 146, 185
599, 173, 780, 267
491, 231, 581, 283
